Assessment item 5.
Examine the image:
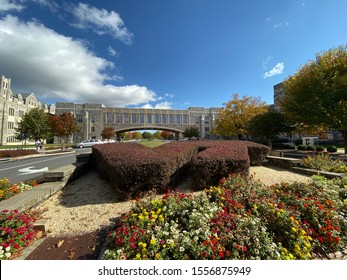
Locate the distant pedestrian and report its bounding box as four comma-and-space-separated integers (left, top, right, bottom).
39, 140, 43, 150
35, 140, 40, 151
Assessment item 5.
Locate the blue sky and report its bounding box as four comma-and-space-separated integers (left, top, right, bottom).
1, 0, 347, 109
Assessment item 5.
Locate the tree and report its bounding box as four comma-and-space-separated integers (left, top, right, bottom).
281, 45, 347, 153
16, 108, 50, 143
48, 112, 80, 150
214, 93, 267, 139
247, 110, 294, 148
101, 127, 116, 140
183, 125, 200, 139
152, 130, 162, 139
161, 131, 173, 140
142, 131, 153, 139
132, 131, 142, 140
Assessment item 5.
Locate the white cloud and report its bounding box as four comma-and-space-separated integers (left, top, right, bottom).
262, 56, 272, 70
0, 15, 156, 106
32, 0, 59, 12
0, 0, 24, 12
69, 3, 133, 44
263, 62, 284, 79
141, 101, 172, 109
108, 46, 118, 57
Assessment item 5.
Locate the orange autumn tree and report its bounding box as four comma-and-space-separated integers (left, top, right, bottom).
49, 112, 80, 150
101, 127, 116, 141
214, 93, 267, 139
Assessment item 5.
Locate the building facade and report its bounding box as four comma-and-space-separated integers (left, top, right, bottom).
0, 75, 55, 145
55, 102, 222, 143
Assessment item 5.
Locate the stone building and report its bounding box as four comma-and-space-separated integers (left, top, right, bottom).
55, 102, 221, 143
0, 75, 55, 145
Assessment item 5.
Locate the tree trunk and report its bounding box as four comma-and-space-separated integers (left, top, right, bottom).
267, 137, 272, 149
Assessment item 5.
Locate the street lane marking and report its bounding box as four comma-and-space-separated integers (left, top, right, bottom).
18, 166, 49, 175
0, 154, 73, 172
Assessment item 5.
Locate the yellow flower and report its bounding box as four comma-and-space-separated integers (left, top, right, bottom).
155, 253, 161, 260
136, 253, 141, 259
170, 242, 175, 248
291, 227, 297, 233
150, 239, 156, 245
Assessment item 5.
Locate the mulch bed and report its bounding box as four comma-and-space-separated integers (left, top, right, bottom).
25, 230, 108, 260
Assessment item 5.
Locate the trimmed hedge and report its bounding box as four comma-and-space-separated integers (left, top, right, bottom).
92, 140, 270, 200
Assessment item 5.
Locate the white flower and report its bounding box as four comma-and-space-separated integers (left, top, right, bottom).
5, 247, 11, 252
5, 252, 11, 259
179, 247, 185, 252
117, 249, 122, 255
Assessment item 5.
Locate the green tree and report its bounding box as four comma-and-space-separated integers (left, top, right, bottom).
282, 45, 347, 153
132, 131, 143, 140
214, 93, 267, 139
48, 112, 80, 150
16, 108, 50, 142
101, 127, 116, 140
142, 131, 153, 139
183, 125, 200, 139
152, 130, 162, 139
247, 110, 294, 148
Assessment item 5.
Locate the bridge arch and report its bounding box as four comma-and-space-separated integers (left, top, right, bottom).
115, 126, 184, 141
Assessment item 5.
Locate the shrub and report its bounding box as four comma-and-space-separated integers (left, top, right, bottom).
0, 150, 36, 158
92, 141, 269, 200
327, 146, 338, 153
315, 146, 325, 152
297, 145, 307, 150
306, 145, 316, 151
300, 154, 347, 173
0, 178, 39, 201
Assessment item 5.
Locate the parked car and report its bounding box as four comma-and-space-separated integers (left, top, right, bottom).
74, 139, 104, 148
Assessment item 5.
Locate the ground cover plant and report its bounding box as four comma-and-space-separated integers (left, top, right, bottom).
92, 140, 270, 200
0, 209, 40, 260
0, 149, 36, 158
0, 178, 39, 202
103, 174, 347, 260
300, 154, 347, 173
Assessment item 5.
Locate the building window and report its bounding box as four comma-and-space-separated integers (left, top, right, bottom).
8, 122, 14, 129
91, 126, 95, 132
147, 114, 152, 123
205, 116, 210, 124
176, 114, 181, 124
195, 117, 200, 124
106, 113, 112, 123
169, 114, 174, 124
19, 110, 25, 117
91, 116, 96, 123
162, 114, 167, 124
115, 114, 121, 123
9, 108, 15, 116
139, 114, 144, 123
132, 114, 137, 123
124, 113, 129, 123
155, 114, 160, 124
76, 114, 83, 123
183, 115, 188, 124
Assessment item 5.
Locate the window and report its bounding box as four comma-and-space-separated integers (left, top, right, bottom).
139, 114, 144, 123
106, 113, 112, 123
91, 126, 95, 132
169, 114, 174, 124
8, 122, 14, 129
195, 117, 200, 124
124, 113, 129, 123
183, 115, 188, 124
9, 108, 15, 116
176, 114, 181, 124
115, 114, 121, 123
76, 114, 83, 123
155, 114, 160, 124
19, 110, 24, 117
132, 114, 137, 123
162, 114, 167, 124
91, 116, 96, 123
147, 114, 152, 123
205, 116, 210, 124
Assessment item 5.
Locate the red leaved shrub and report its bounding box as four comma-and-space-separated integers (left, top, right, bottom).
91, 140, 269, 200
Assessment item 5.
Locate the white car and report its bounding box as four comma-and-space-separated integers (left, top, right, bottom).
74, 139, 104, 148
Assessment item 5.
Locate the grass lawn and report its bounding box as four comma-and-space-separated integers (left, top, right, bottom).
138, 140, 169, 148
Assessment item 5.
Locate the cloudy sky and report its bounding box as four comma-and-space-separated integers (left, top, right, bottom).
1, 0, 347, 109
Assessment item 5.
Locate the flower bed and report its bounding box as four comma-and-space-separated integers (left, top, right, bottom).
0, 178, 39, 202
0, 150, 37, 158
300, 154, 347, 173
103, 174, 347, 260
0, 209, 40, 260
92, 141, 269, 200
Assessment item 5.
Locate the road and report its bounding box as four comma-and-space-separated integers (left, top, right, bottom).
0, 148, 91, 183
